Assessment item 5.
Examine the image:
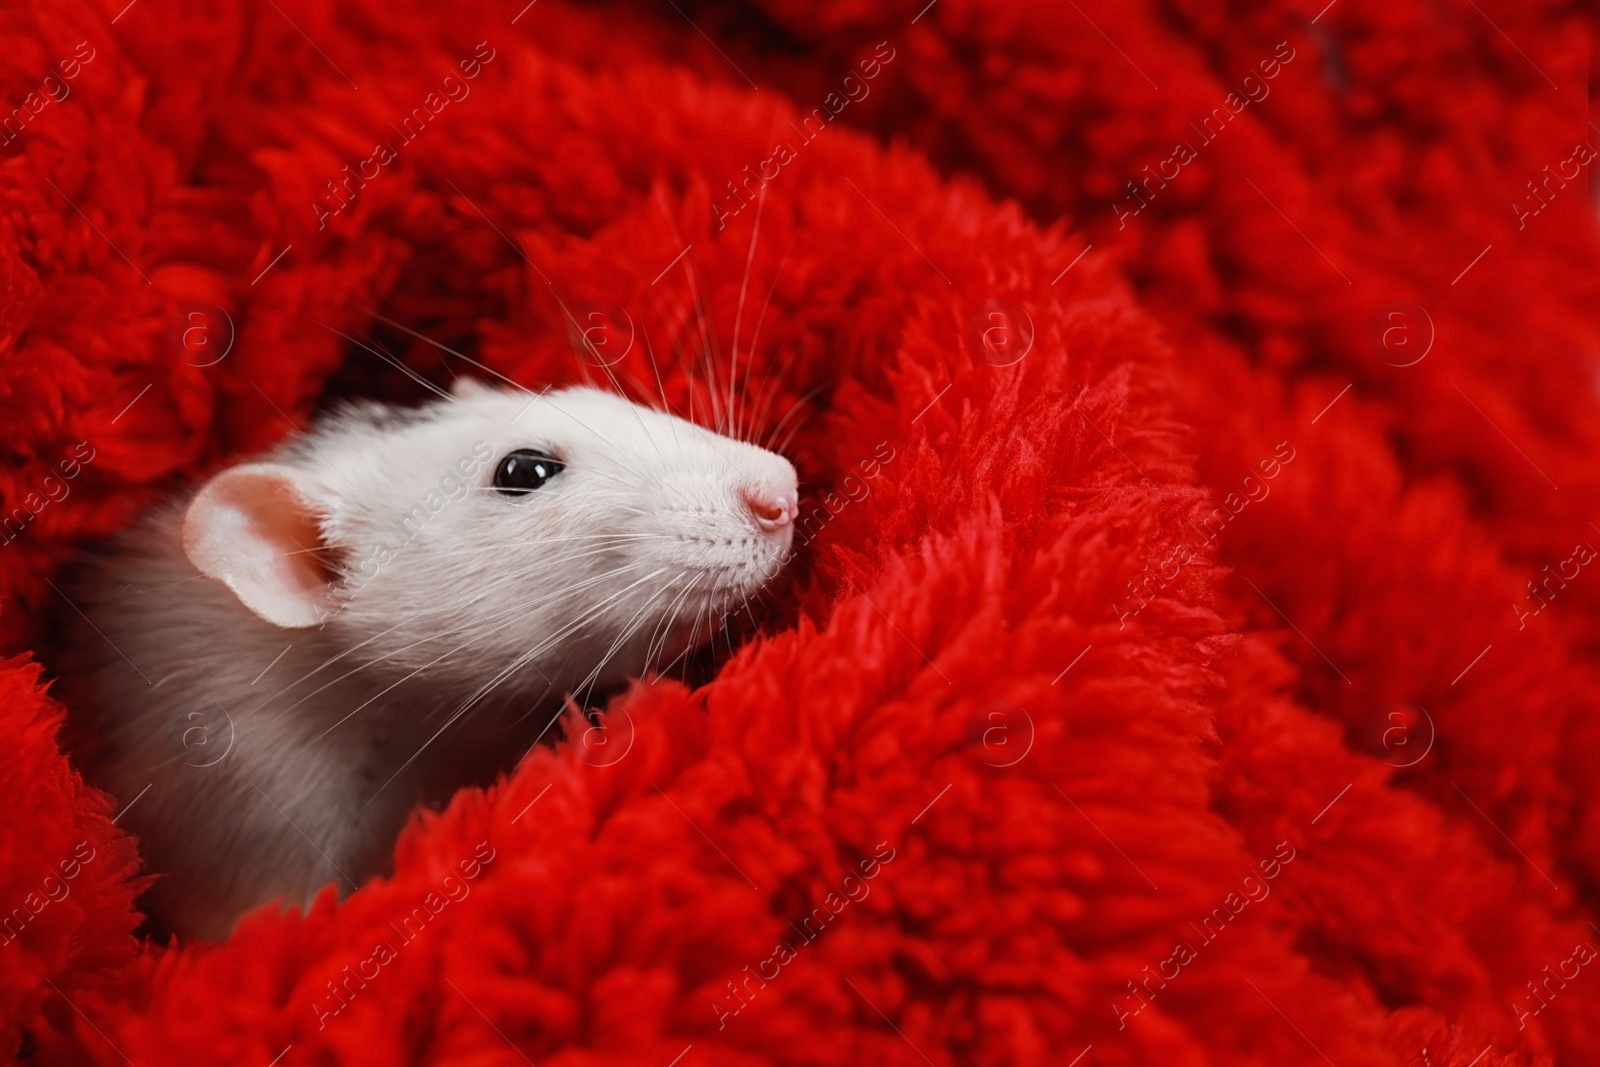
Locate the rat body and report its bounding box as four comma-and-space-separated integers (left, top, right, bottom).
57, 382, 798, 940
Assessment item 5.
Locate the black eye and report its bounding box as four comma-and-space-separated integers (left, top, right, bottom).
493, 450, 564, 496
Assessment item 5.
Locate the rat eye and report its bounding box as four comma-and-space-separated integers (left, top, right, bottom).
493, 449, 564, 496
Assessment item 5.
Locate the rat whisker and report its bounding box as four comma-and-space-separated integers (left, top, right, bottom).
643, 572, 705, 676
271, 545, 342, 560
444, 562, 663, 627
653, 187, 721, 436
577, 588, 678, 703
132, 572, 211, 592
739, 247, 793, 443
365, 566, 673, 811
361, 308, 540, 399
678, 591, 711, 670
729, 182, 766, 447
258, 574, 556, 700
512, 532, 677, 545
541, 285, 663, 457
763, 380, 827, 453
264, 563, 652, 712
639, 319, 679, 420
512, 575, 694, 742
749, 376, 783, 447
268, 572, 611, 735
259, 606, 442, 705
256, 563, 588, 703
569, 572, 687, 706
310, 637, 473, 743
772, 411, 813, 459
274, 540, 665, 698
666, 297, 699, 429
357, 316, 682, 506
517, 566, 686, 751
262, 628, 464, 722
530, 390, 706, 508
735, 354, 779, 450
441, 564, 672, 726
488, 543, 657, 572
314, 320, 455, 404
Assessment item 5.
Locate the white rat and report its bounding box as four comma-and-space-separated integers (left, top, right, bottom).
57, 380, 798, 940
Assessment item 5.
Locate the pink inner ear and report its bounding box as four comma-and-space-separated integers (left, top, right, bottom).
181, 465, 335, 629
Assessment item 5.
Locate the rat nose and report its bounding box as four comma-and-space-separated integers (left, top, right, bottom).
742, 484, 797, 532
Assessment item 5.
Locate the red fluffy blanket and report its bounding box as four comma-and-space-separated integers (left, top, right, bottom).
3, 1, 1598, 1064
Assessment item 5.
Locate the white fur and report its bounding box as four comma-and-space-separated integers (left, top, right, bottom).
57, 385, 796, 939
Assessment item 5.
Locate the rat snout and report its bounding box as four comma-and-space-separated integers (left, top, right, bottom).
741, 481, 799, 532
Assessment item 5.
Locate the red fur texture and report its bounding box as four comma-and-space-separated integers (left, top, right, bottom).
1, 1, 1596, 1064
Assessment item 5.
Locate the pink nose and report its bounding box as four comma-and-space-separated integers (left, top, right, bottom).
743, 485, 797, 531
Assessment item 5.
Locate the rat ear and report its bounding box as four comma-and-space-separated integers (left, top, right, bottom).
450, 376, 493, 399
182, 463, 339, 629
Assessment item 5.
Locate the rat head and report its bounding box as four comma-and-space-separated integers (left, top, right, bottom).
180, 382, 798, 694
